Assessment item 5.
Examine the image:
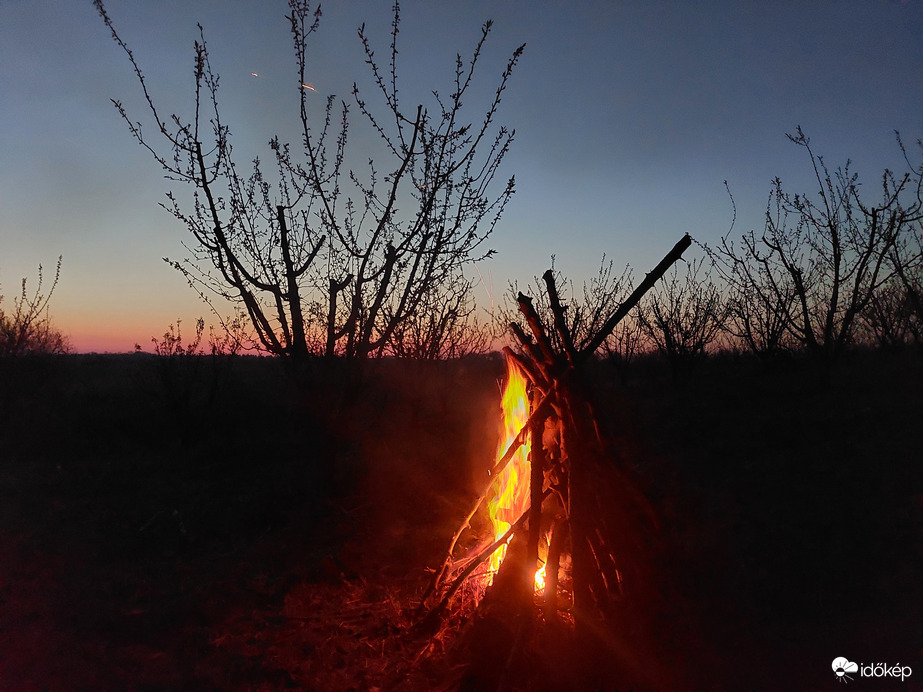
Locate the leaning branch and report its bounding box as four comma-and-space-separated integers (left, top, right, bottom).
579, 234, 692, 359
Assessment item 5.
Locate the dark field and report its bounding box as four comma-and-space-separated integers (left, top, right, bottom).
0, 350, 920, 690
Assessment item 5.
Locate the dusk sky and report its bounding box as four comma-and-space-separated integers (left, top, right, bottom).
2, 0, 921, 353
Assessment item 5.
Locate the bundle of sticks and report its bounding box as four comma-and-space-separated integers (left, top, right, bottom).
418, 234, 692, 635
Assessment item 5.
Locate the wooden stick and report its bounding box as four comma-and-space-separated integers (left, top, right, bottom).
418, 491, 550, 629
510, 322, 555, 385
503, 345, 548, 393
579, 233, 692, 359
517, 293, 558, 366
543, 517, 567, 622
527, 403, 545, 604
542, 269, 578, 365
510, 322, 538, 361
496, 617, 529, 692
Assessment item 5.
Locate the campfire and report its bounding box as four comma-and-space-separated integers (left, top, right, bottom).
417, 235, 692, 688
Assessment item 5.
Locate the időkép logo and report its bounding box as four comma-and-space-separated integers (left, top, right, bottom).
832, 657, 912, 684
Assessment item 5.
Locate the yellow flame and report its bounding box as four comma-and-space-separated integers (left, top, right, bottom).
486, 358, 532, 580
535, 564, 547, 594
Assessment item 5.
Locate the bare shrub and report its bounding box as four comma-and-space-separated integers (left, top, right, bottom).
0, 257, 69, 357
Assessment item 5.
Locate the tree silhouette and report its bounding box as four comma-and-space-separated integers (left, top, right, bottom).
638, 257, 725, 379
96, 0, 523, 360
712, 128, 923, 361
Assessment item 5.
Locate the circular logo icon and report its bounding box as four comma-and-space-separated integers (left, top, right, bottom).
832, 657, 858, 683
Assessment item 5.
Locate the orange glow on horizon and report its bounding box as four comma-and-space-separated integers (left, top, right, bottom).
67, 331, 142, 354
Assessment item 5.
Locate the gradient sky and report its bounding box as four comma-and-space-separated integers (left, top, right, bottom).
2, 0, 921, 352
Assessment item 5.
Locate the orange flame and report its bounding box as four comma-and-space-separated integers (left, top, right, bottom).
486, 358, 532, 581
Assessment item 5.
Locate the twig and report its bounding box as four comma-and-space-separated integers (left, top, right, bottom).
419, 491, 550, 630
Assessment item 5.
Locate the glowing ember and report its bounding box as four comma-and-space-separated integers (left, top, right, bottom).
534, 564, 547, 594
486, 359, 532, 581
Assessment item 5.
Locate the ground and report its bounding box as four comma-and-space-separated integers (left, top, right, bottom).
0, 350, 920, 690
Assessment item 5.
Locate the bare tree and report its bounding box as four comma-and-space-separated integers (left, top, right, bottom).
894, 228, 923, 320
638, 257, 725, 379
713, 245, 798, 359
713, 128, 923, 362
887, 137, 923, 345
0, 257, 69, 357
96, 1, 523, 361
893, 247, 923, 348
706, 186, 798, 359
386, 272, 491, 359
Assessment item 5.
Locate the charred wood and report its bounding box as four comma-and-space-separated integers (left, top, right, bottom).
542, 516, 567, 622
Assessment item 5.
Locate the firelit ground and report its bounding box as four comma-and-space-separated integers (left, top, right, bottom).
0, 350, 920, 690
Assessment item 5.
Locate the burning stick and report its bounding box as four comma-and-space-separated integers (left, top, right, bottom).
418, 490, 551, 628
502, 345, 546, 391
418, 386, 555, 610
527, 395, 547, 604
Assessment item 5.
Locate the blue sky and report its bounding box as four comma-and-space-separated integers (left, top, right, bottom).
1, 0, 921, 351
